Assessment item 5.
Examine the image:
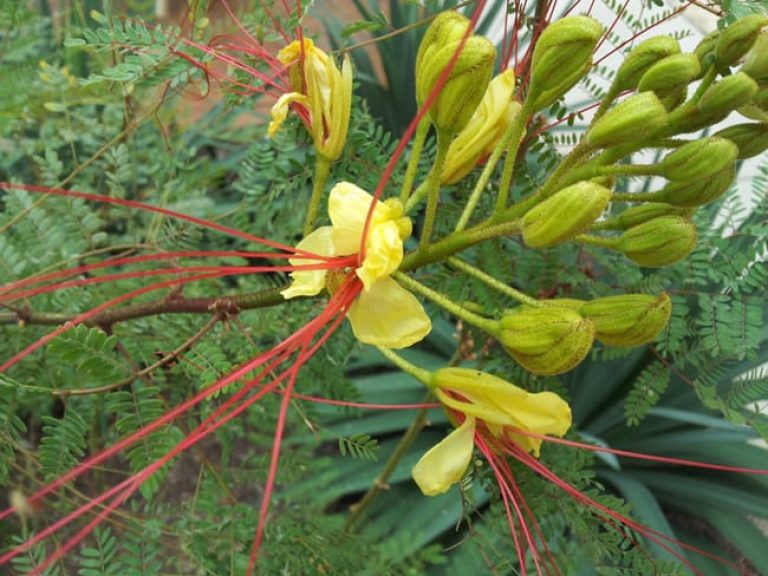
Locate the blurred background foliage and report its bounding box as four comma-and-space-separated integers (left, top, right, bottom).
1, 0, 768, 574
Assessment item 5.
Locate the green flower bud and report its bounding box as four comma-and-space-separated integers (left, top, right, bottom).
522, 181, 612, 247
695, 30, 720, 70
699, 72, 759, 117
741, 31, 768, 82
658, 86, 689, 112
657, 163, 736, 207
716, 14, 768, 68
617, 216, 697, 267
614, 203, 693, 230
415, 12, 470, 99
614, 36, 681, 91
737, 89, 768, 121
495, 307, 595, 375
658, 137, 739, 182
755, 86, 768, 109
527, 16, 603, 111
417, 36, 496, 133
541, 298, 586, 310
586, 92, 668, 148
714, 123, 768, 159
580, 293, 672, 347
637, 53, 701, 97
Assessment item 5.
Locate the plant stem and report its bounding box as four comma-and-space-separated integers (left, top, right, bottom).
304, 154, 332, 236
447, 257, 539, 307
399, 118, 430, 206
455, 102, 530, 231
401, 218, 522, 271
611, 191, 660, 203
346, 392, 433, 529
376, 347, 433, 385
574, 233, 620, 249
495, 103, 535, 217
405, 181, 429, 213
394, 272, 497, 332
419, 131, 452, 249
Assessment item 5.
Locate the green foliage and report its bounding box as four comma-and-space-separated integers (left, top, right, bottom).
39, 406, 87, 480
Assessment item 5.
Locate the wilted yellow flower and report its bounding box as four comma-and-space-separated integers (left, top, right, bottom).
268, 39, 352, 161
412, 368, 571, 495
441, 70, 520, 184
282, 182, 431, 348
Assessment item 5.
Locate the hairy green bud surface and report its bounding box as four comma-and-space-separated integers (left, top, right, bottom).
716, 14, 768, 68
614, 36, 681, 91
522, 182, 612, 247
496, 307, 595, 375
617, 216, 697, 267
741, 31, 768, 82
659, 137, 739, 182
657, 164, 736, 207
417, 36, 496, 133
527, 16, 603, 111
714, 123, 768, 159
580, 293, 672, 347
614, 203, 692, 229
699, 72, 759, 117
587, 92, 668, 148
695, 30, 720, 70
415, 11, 470, 95
637, 53, 701, 97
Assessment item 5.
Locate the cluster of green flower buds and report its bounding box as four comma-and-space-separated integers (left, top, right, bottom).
485, 293, 671, 375
415, 12, 496, 134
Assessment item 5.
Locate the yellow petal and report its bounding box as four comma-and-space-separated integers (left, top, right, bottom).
346, 276, 431, 348
268, 92, 308, 139
434, 368, 572, 457
356, 220, 403, 289
412, 417, 475, 496
328, 182, 392, 255
281, 226, 335, 299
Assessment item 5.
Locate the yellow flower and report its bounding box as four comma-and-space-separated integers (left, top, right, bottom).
412, 368, 572, 496
441, 70, 520, 184
281, 182, 431, 348
268, 39, 353, 162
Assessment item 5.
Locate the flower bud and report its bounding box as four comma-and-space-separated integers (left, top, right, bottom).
658, 86, 689, 112
656, 163, 736, 207
695, 30, 720, 70
527, 16, 603, 111
495, 307, 595, 375
714, 123, 768, 159
442, 71, 520, 184
617, 216, 697, 267
417, 35, 496, 133
741, 31, 768, 83
522, 181, 612, 247
613, 203, 692, 230
270, 39, 353, 161
614, 36, 681, 91
637, 53, 701, 98
716, 14, 768, 68
415, 11, 470, 88
699, 72, 759, 118
658, 137, 739, 183
580, 293, 672, 347
586, 92, 668, 148
541, 298, 586, 310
